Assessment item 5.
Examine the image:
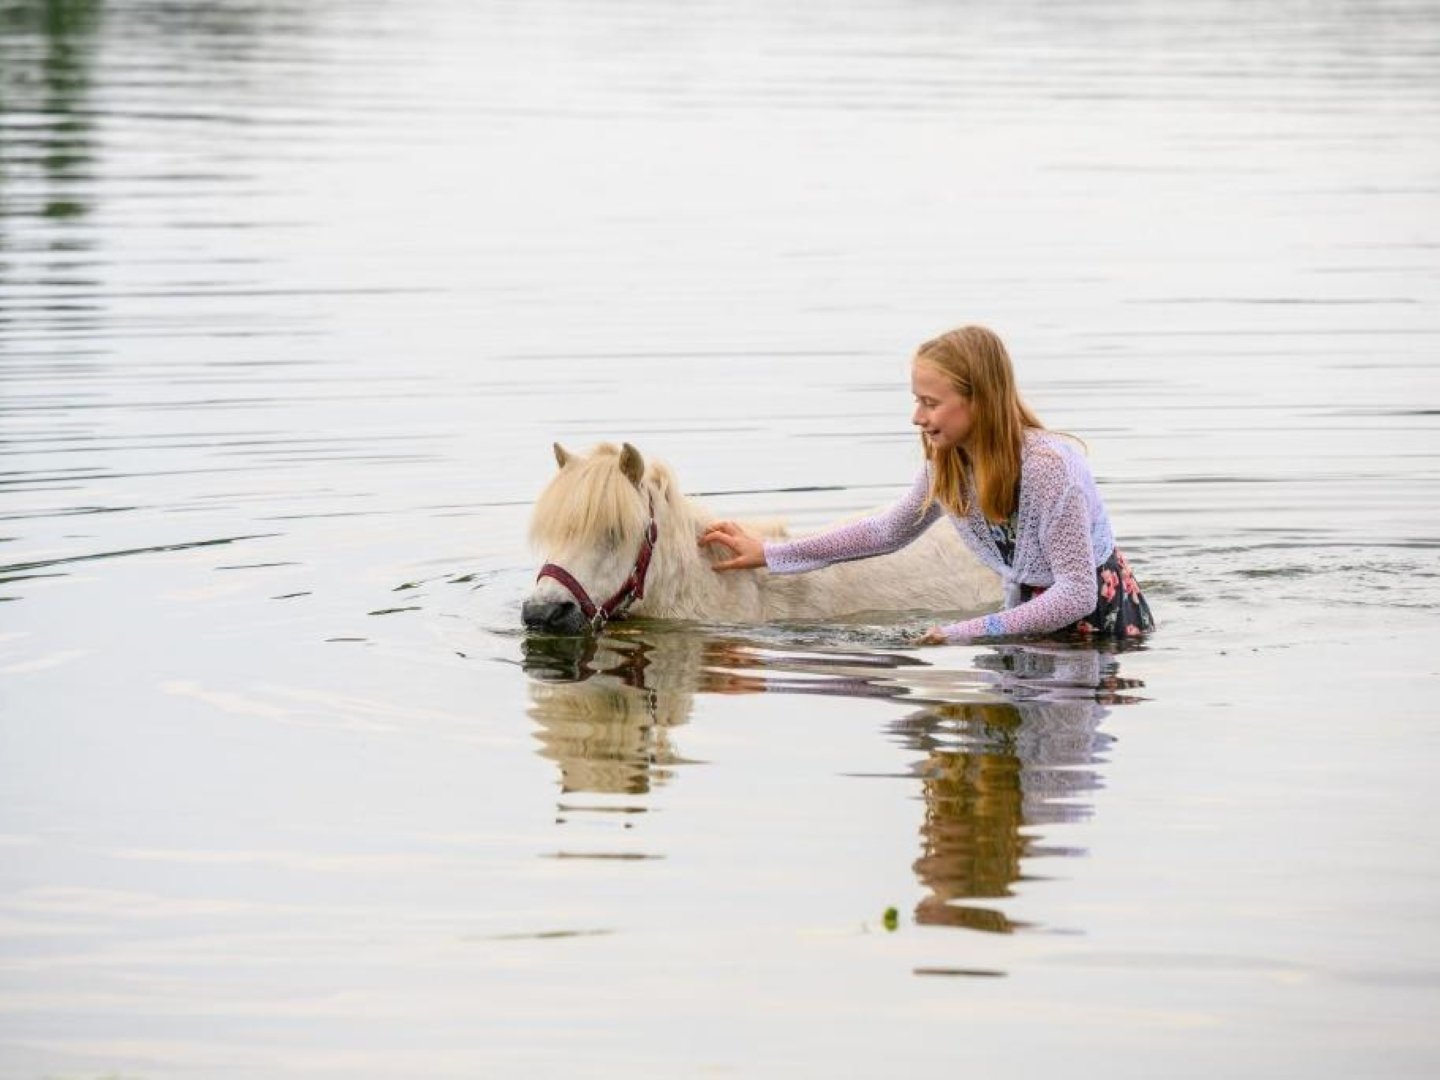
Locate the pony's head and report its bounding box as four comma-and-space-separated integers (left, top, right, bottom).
524, 441, 678, 634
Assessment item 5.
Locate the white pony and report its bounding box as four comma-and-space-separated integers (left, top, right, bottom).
523, 441, 1000, 635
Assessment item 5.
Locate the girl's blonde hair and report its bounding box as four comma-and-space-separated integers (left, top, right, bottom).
916, 326, 1044, 524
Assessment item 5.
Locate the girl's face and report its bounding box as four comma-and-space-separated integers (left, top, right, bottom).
911, 360, 973, 452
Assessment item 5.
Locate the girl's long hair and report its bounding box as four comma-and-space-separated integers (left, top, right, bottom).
917, 326, 1044, 524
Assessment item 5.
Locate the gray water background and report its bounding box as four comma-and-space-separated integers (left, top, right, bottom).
3, 0, 1440, 1076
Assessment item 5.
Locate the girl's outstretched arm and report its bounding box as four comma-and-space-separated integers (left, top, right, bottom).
757, 468, 941, 574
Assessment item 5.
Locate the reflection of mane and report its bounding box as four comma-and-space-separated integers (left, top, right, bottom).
529, 443, 657, 552
524, 633, 701, 795
527, 683, 685, 795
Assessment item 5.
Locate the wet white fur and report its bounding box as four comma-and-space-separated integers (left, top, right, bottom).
528, 442, 1001, 623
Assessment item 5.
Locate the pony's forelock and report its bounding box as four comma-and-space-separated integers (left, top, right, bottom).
528, 443, 650, 551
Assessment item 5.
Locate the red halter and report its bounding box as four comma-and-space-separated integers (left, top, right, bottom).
536, 498, 659, 632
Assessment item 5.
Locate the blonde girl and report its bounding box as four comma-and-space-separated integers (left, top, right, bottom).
702, 326, 1156, 643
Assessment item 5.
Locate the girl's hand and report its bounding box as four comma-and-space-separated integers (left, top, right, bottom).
699, 520, 766, 572
914, 626, 950, 645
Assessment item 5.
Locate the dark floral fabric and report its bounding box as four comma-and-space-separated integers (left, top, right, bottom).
1020, 547, 1156, 639
987, 512, 1019, 567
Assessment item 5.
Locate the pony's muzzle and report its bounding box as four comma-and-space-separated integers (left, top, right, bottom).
522, 597, 589, 635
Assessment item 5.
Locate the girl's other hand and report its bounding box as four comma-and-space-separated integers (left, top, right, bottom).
914, 626, 950, 645
699, 520, 766, 572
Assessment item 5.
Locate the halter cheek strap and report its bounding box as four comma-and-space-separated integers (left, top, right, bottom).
536, 499, 659, 632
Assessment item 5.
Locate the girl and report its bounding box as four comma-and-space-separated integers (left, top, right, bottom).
700, 326, 1155, 643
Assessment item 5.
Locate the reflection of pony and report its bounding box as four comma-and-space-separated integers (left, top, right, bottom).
522, 633, 704, 796
523, 441, 1000, 635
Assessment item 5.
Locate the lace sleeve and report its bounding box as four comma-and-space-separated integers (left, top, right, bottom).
936, 478, 1098, 641
764, 468, 942, 574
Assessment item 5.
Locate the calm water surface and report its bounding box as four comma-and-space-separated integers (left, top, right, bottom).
3, 0, 1439, 1077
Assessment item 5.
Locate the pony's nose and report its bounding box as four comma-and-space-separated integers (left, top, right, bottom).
522, 597, 586, 634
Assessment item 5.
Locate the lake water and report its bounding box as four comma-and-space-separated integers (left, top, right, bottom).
3, 0, 1439, 1076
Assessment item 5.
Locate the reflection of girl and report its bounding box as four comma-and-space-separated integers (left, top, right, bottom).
702, 326, 1155, 643
899, 687, 1115, 932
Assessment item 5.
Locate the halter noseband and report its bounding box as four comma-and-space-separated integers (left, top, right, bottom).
536, 497, 659, 632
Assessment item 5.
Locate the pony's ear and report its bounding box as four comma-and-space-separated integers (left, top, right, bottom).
619, 443, 645, 488
553, 443, 573, 469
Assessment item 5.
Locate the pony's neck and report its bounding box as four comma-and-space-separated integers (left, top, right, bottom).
653, 485, 711, 574
643, 484, 733, 618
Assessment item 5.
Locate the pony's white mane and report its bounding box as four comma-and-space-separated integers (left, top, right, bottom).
529, 443, 656, 551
